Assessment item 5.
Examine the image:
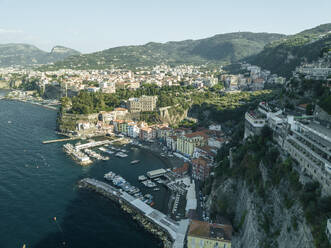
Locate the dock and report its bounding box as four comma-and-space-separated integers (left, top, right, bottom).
78, 178, 189, 248
42, 137, 79, 144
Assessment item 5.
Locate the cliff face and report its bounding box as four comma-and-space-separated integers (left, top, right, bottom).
207, 136, 316, 248
208, 170, 314, 248
159, 106, 188, 125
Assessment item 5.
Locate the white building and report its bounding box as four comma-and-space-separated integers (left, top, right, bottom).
127, 123, 140, 138
99, 81, 116, 93
284, 117, 331, 195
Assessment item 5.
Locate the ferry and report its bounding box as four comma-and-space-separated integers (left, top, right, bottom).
130, 160, 140, 165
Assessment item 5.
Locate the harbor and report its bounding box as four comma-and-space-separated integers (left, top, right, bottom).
78, 178, 189, 248
62, 138, 126, 165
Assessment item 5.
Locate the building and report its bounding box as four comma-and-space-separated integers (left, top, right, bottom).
99, 81, 116, 93
127, 122, 140, 138
172, 162, 189, 176
191, 157, 212, 181
99, 111, 116, 123
284, 116, 331, 195
139, 127, 153, 141
193, 146, 217, 162
208, 137, 225, 149
176, 132, 208, 157
127, 95, 158, 113
244, 102, 283, 139
87, 86, 100, 93
244, 110, 267, 138
147, 168, 166, 178
166, 135, 177, 151
326, 219, 331, 243
209, 124, 222, 132
187, 220, 232, 248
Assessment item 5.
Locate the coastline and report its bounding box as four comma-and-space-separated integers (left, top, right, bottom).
131, 142, 183, 170
3, 98, 58, 111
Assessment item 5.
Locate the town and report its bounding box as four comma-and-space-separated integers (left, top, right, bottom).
1, 51, 331, 248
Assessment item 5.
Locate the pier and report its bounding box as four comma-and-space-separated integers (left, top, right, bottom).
78, 178, 189, 248
42, 137, 79, 144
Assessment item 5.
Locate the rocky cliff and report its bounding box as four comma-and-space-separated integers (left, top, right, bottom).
205, 131, 326, 248
208, 173, 314, 248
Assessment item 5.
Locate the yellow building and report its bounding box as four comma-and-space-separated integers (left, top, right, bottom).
176, 132, 208, 157
187, 220, 232, 248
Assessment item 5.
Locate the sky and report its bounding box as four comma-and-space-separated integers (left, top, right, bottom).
0, 0, 330, 53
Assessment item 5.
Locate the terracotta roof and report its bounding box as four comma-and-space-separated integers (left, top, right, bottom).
184, 131, 209, 139
114, 107, 128, 111
173, 163, 189, 174
191, 157, 208, 167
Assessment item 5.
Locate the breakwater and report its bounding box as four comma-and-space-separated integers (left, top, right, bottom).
78, 178, 189, 248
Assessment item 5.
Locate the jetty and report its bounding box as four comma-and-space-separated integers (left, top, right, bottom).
42, 137, 79, 144
78, 178, 189, 248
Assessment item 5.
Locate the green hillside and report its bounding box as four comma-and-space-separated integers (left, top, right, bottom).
0, 44, 80, 67
247, 23, 331, 77
40, 32, 285, 70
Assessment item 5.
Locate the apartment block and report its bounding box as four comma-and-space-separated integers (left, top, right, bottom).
284, 116, 331, 195
127, 95, 158, 113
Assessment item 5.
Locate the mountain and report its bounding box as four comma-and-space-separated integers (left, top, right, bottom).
247, 23, 331, 77
40, 32, 285, 70
0, 44, 80, 67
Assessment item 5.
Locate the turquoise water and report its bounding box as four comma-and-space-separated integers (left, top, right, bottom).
0, 99, 167, 248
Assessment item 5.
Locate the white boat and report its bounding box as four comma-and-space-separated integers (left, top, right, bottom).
116, 152, 128, 158
99, 147, 114, 154
130, 160, 140, 164
138, 175, 147, 181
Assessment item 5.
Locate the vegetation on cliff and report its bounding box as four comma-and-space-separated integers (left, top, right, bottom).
209, 127, 331, 248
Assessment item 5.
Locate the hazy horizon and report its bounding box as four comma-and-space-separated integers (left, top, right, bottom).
0, 0, 330, 53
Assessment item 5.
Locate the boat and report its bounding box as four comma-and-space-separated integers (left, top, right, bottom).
141, 180, 157, 188
104, 171, 116, 180
130, 160, 140, 164
116, 152, 128, 158
153, 187, 160, 191
138, 175, 147, 181
99, 147, 114, 154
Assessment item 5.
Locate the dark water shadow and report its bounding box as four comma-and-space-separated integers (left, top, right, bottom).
34, 190, 163, 248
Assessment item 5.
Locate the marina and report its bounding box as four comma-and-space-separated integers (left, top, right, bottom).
63, 143, 92, 165
78, 178, 189, 248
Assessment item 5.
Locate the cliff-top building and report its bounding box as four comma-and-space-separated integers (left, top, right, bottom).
284, 110, 331, 195
127, 95, 158, 113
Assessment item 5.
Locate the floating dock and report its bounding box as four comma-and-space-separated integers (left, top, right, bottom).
78, 178, 189, 248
